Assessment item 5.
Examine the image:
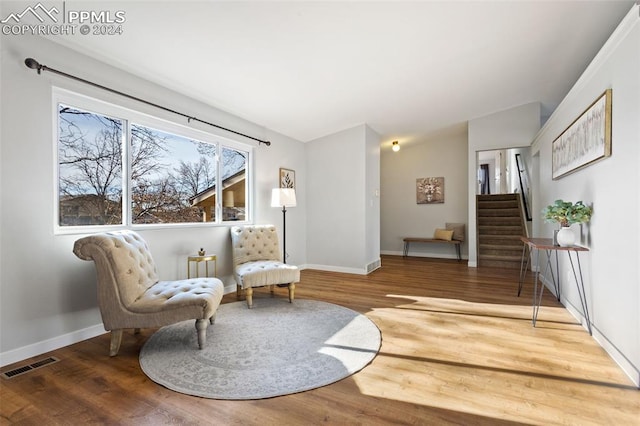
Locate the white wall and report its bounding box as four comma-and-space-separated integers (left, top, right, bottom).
305, 124, 380, 273
467, 102, 541, 266
255, 129, 307, 266
531, 5, 639, 384
0, 34, 306, 365
365, 125, 381, 269
380, 124, 468, 258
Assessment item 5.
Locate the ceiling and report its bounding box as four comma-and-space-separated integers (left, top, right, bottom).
44, 1, 634, 144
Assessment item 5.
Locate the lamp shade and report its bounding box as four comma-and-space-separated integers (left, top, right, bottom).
271, 188, 297, 207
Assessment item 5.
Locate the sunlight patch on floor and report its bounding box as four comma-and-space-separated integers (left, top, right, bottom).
385, 293, 575, 326
347, 295, 638, 425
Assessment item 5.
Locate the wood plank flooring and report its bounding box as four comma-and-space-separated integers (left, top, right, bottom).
2, 255, 638, 425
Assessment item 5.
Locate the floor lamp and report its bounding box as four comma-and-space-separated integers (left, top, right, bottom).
271, 188, 297, 264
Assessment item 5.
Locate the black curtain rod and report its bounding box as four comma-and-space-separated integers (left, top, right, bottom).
24, 57, 271, 146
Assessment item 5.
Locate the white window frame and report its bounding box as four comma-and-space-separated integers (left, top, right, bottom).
53, 87, 253, 234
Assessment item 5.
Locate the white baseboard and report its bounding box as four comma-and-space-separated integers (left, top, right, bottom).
381, 250, 467, 261
538, 275, 639, 387
561, 296, 639, 387
302, 264, 368, 275
303, 259, 383, 274
381, 251, 475, 267
0, 324, 105, 367
2, 274, 237, 368
215, 274, 239, 295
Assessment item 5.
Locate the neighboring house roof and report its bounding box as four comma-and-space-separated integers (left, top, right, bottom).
189, 169, 245, 207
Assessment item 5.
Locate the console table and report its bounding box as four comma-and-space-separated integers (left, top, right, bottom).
518, 237, 591, 335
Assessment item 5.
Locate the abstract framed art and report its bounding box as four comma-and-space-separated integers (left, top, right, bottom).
552, 89, 612, 180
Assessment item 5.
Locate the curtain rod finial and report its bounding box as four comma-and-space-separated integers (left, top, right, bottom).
24, 57, 42, 74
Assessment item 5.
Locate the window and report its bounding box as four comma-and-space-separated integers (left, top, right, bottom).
55, 89, 251, 231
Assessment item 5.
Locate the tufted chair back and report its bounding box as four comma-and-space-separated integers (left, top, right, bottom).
73, 230, 159, 309
73, 230, 225, 356
230, 224, 281, 267
229, 224, 299, 308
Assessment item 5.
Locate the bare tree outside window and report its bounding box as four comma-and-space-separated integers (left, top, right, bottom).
130, 124, 217, 224
58, 105, 124, 226
57, 100, 250, 228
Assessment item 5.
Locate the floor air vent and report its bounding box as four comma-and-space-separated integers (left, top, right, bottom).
367, 259, 381, 273
1, 356, 59, 379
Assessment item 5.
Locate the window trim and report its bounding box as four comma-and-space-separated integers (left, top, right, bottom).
53, 87, 253, 234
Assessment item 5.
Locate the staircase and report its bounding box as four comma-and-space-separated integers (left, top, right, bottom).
477, 193, 527, 269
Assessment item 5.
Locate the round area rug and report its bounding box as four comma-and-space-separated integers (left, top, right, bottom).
139, 298, 381, 399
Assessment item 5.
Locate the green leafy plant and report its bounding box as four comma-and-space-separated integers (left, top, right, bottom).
542, 199, 593, 227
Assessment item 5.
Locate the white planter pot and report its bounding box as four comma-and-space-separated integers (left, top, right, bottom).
556, 226, 575, 247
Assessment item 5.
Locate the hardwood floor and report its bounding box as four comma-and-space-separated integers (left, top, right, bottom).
2, 255, 638, 425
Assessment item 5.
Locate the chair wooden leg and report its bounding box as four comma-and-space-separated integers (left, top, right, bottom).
246, 287, 253, 308
195, 319, 207, 349
109, 329, 123, 357
236, 284, 242, 300
209, 313, 216, 324
288, 283, 295, 303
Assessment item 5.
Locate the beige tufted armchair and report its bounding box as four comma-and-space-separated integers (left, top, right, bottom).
73, 230, 224, 356
230, 225, 300, 308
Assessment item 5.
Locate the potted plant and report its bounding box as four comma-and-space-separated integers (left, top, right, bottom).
542, 199, 593, 246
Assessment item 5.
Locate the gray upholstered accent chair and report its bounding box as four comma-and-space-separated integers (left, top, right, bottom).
230, 224, 300, 308
73, 230, 224, 356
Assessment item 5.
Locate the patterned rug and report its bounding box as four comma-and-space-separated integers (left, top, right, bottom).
139, 298, 381, 399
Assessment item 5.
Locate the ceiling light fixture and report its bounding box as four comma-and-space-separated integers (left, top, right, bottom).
392, 141, 400, 152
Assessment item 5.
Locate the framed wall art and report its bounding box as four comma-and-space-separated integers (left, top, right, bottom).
279, 168, 295, 189
552, 89, 612, 180
416, 177, 444, 204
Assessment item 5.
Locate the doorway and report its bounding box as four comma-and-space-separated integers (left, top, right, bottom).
476, 147, 532, 221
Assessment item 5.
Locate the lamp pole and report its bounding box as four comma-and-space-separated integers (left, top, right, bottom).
282, 205, 287, 264
271, 187, 296, 264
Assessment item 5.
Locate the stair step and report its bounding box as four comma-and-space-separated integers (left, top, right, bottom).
478, 259, 522, 269
478, 226, 525, 235
477, 201, 519, 209
480, 247, 524, 254
477, 208, 521, 217
479, 253, 522, 262
479, 243, 524, 251
477, 194, 519, 202
480, 249, 523, 257
478, 223, 523, 230
478, 217, 522, 225
479, 235, 524, 242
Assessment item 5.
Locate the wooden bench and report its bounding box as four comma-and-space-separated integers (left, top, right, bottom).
402, 237, 462, 260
